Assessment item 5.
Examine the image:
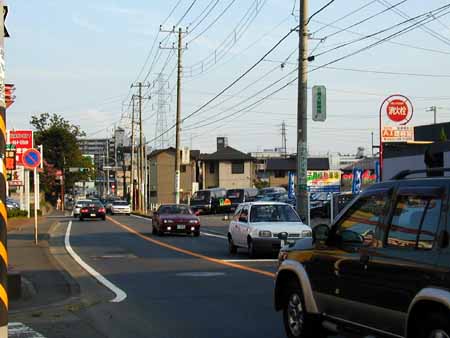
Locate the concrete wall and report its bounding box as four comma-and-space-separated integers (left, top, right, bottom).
268, 175, 288, 187
218, 161, 253, 189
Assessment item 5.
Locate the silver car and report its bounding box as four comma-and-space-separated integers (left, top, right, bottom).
73, 199, 91, 217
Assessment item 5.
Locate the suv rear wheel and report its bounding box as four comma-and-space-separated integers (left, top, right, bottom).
282, 282, 316, 338
417, 312, 450, 338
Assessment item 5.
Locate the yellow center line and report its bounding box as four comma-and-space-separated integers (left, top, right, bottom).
107, 217, 276, 278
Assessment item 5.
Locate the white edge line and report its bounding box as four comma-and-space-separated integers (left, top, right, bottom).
201, 232, 227, 240
131, 214, 152, 221
222, 259, 278, 262
64, 221, 127, 303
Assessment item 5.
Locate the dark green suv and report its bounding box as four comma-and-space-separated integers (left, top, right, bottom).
274, 169, 450, 338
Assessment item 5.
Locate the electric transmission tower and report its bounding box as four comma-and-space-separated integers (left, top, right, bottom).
153, 73, 170, 149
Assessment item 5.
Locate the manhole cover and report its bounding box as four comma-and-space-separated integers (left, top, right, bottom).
175, 272, 226, 277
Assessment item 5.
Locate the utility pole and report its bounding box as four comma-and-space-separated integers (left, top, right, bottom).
281, 121, 287, 158
130, 95, 136, 211
296, 0, 309, 220
106, 139, 110, 196
160, 26, 187, 204
131, 83, 150, 212
426, 106, 439, 124
0, 3, 8, 334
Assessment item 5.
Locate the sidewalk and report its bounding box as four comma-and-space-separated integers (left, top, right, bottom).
8, 211, 76, 311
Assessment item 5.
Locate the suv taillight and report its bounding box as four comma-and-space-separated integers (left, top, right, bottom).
99, 208, 106, 213
81, 208, 88, 213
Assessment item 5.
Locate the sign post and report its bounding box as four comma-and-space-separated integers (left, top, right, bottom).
22, 148, 41, 244
312, 85, 327, 122
379, 94, 414, 180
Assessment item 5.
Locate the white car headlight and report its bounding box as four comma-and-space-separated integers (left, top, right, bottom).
189, 219, 199, 224
259, 230, 272, 237
163, 219, 174, 224
302, 230, 312, 238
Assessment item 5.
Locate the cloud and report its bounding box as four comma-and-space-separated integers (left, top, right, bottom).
71, 13, 103, 33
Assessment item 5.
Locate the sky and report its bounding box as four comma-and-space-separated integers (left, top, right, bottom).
6, 0, 450, 156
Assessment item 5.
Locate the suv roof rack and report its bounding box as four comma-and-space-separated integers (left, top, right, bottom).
392, 167, 450, 180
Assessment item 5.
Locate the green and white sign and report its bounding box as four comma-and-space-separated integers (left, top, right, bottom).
312, 85, 326, 122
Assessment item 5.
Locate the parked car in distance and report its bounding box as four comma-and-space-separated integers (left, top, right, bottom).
227, 202, 311, 257
6, 198, 19, 210
110, 200, 131, 215
79, 201, 106, 221
152, 204, 200, 237
73, 199, 92, 217
258, 186, 287, 197
225, 188, 259, 212
274, 169, 450, 338
190, 188, 227, 214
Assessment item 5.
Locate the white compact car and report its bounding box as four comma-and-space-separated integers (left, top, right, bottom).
110, 200, 131, 215
227, 202, 312, 257
73, 199, 92, 217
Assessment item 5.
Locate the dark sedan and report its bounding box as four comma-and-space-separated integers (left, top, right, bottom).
79, 201, 106, 221
152, 204, 200, 237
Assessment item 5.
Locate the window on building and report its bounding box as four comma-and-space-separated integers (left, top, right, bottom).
274, 170, 286, 178
231, 161, 245, 174
150, 191, 157, 197
387, 192, 442, 250
209, 163, 215, 174
181, 165, 186, 173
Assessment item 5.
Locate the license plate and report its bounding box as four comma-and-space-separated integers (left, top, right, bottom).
177, 224, 186, 230
90, 213, 96, 217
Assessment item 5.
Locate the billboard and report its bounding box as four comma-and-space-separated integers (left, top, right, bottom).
307, 170, 341, 193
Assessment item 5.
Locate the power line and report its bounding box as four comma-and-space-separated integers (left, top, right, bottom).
320, 0, 407, 41
313, 3, 449, 59
376, 0, 450, 47
185, 0, 267, 77
311, 5, 450, 72
312, 0, 377, 35
306, 0, 336, 25
144, 26, 298, 145
322, 66, 450, 78
175, 0, 199, 26
312, 18, 450, 56
188, 0, 220, 33
186, 0, 236, 43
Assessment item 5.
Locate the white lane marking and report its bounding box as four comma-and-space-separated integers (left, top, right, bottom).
222, 259, 278, 262
201, 231, 227, 240
9, 322, 45, 337
131, 214, 152, 221
64, 221, 127, 303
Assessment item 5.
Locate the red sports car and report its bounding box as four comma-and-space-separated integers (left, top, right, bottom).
152, 204, 200, 237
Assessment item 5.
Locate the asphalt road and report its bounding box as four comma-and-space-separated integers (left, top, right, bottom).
45, 214, 351, 338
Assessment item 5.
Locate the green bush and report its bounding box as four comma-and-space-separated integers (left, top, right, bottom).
7, 209, 28, 218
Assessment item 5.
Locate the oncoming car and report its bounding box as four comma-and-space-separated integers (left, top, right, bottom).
152, 204, 200, 236
227, 202, 312, 257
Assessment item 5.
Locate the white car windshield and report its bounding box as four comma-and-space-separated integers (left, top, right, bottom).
250, 205, 300, 223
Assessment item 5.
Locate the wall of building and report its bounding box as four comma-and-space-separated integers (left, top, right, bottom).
204, 161, 219, 188
150, 151, 197, 204
218, 161, 253, 188
268, 174, 288, 187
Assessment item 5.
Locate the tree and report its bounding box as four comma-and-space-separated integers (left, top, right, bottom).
30, 113, 90, 200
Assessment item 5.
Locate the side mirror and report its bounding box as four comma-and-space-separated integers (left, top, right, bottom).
277, 232, 289, 241
340, 230, 364, 245
312, 224, 329, 243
